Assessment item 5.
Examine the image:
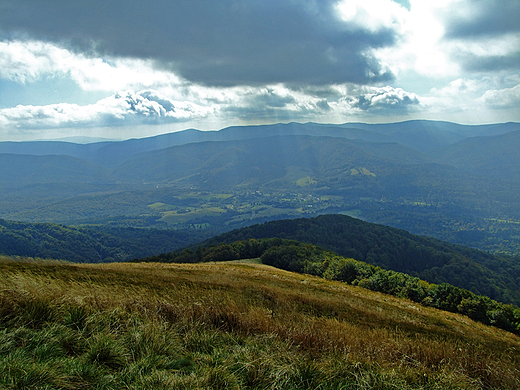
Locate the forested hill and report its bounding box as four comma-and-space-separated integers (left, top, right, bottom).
0, 219, 211, 262
194, 214, 520, 305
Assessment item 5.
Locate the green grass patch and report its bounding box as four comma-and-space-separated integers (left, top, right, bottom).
295, 176, 318, 187
147, 202, 176, 211
159, 207, 227, 224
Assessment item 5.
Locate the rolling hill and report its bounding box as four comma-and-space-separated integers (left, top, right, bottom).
0, 219, 211, 262
3, 211, 520, 307
430, 129, 520, 181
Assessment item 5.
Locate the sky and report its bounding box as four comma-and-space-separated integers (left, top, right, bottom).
0, 0, 519, 141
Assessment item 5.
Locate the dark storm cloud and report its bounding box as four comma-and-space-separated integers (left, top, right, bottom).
443, 0, 520, 73
444, 0, 520, 39
0, 0, 398, 86
251, 90, 296, 108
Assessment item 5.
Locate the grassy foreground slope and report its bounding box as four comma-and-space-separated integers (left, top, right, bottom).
1, 257, 519, 389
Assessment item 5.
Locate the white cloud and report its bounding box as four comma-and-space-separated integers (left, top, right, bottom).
335, 0, 407, 33
416, 76, 520, 123
335, 85, 419, 113
0, 90, 214, 130
372, 0, 461, 78
0, 40, 183, 91
0, 83, 424, 132
482, 84, 520, 109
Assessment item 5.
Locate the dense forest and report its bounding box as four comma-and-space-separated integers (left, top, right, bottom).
0, 219, 211, 262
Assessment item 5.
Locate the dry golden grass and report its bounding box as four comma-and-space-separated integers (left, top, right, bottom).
0, 257, 519, 389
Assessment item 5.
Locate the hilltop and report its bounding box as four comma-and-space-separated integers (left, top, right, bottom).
2, 213, 520, 306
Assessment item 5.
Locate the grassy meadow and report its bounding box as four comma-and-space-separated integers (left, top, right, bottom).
0, 256, 519, 389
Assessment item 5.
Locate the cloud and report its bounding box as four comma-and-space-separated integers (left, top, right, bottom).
418, 76, 520, 123
370, 1, 461, 78
440, 1, 520, 73
221, 85, 334, 121
0, 40, 183, 91
444, 0, 520, 39
482, 84, 520, 109
348, 86, 419, 112
0, 90, 214, 130
448, 34, 520, 72
0, 83, 423, 131
0, 0, 403, 86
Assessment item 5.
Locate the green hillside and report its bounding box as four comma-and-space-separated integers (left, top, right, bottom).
0, 219, 211, 262
430, 129, 520, 180
111, 135, 459, 195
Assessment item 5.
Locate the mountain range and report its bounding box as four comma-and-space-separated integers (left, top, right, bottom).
1, 120, 519, 166
1, 120, 519, 190
1, 120, 520, 255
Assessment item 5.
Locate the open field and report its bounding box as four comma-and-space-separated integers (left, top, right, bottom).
0, 257, 519, 389
159, 207, 228, 225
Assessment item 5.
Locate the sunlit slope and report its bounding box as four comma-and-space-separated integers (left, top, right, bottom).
1, 258, 519, 389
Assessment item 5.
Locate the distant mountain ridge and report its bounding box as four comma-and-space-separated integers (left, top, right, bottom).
1, 120, 518, 167
1, 120, 518, 191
